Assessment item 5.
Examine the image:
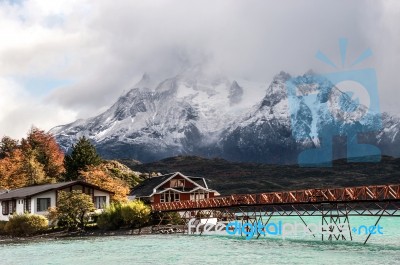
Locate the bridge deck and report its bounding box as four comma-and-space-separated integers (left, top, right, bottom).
152, 184, 400, 212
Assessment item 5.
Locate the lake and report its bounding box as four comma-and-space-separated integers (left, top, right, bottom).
1, 215, 399, 264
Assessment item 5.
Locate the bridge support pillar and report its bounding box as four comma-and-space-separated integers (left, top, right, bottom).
321, 203, 352, 241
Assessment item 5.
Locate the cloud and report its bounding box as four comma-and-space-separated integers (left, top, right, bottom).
0, 0, 399, 138
0, 77, 76, 138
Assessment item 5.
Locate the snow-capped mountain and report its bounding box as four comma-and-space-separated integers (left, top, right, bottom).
51, 69, 400, 164
220, 71, 398, 164
50, 67, 266, 161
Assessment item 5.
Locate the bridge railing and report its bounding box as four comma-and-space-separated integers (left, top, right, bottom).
152, 184, 400, 212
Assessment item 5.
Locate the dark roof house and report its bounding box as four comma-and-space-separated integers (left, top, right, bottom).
129, 172, 219, 204
0, 181, 114, 221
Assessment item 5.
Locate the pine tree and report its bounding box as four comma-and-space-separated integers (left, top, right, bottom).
64, 136, 102, 181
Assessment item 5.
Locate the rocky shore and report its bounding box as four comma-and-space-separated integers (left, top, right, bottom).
0, 225, 186, 244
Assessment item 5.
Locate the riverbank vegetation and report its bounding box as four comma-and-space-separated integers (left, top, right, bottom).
0, 199, 154, 238
97, 200, 151, 233
2, 213, 48, 236
0, 126, 153, 238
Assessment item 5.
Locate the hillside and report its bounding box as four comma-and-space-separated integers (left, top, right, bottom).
120, 155, 400, 195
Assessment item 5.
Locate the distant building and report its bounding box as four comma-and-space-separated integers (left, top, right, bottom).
0, 181, 113, 221
129, 172, 219, 204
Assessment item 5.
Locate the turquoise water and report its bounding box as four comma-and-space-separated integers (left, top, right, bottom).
0, 215, 399, 265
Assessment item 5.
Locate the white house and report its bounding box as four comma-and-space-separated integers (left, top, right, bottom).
0, 181, 113, 221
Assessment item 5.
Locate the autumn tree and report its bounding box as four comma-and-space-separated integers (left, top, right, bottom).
97, 160, 141, 188
64, 137, 102, 181
0, 127, 64, 189
20, 148, 47, 185
80, 165, 130, 202
0, 149, 28, 189
22, 127, 65, 180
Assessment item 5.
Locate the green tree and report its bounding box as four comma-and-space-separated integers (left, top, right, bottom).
0, 136, 18, 158
97, 203, 124, 230
120, 200, 151, 233
48, 190, 95, 230
64, 136, 102, 180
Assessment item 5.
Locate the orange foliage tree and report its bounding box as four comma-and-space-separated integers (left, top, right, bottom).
22, 127, 65, 180
0, 149, 28, 189
0, 127, 65, 189
80, 165, 130, 203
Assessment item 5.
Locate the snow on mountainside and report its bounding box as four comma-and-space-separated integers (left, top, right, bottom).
50, 68, 267, 161
51, 69, 400, 163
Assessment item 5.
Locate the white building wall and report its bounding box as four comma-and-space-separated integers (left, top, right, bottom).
31, 191, 56, 216
30, 198, 34, 215
16, 199, 24, 214
0, 203, 7, 221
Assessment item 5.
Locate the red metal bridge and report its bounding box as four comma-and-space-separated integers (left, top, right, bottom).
153, 184, 400, 212
152, 183, 400, 244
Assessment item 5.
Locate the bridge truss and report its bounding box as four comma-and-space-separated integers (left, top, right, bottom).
152, 184, 400, 244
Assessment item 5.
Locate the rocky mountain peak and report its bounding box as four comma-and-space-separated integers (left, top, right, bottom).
229, 81, 244, 106
134, 73, 157, 91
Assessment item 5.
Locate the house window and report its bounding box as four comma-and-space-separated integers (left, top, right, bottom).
37, 198, 51, 212
2, 201, 9, 215
94, 196, 107, 209
8, 201, 16, 214
24, 198, 31, 213
160, 191, 180, 203
190, 190, 208, 201
170, 179, 184, 188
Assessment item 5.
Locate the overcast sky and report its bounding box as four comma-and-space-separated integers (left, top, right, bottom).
0, 0, 399, 138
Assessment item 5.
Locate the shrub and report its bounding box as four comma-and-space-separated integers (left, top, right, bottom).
0, 221, 7, 235
120, 200, 151, 232
97, 201, 151, 232
97, 203, 124, 230
4, 214, 48, 236
150, 211, 183, 225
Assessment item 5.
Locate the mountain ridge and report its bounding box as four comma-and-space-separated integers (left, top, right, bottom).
120, 155, 400, 195
50, 69, 400, 164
